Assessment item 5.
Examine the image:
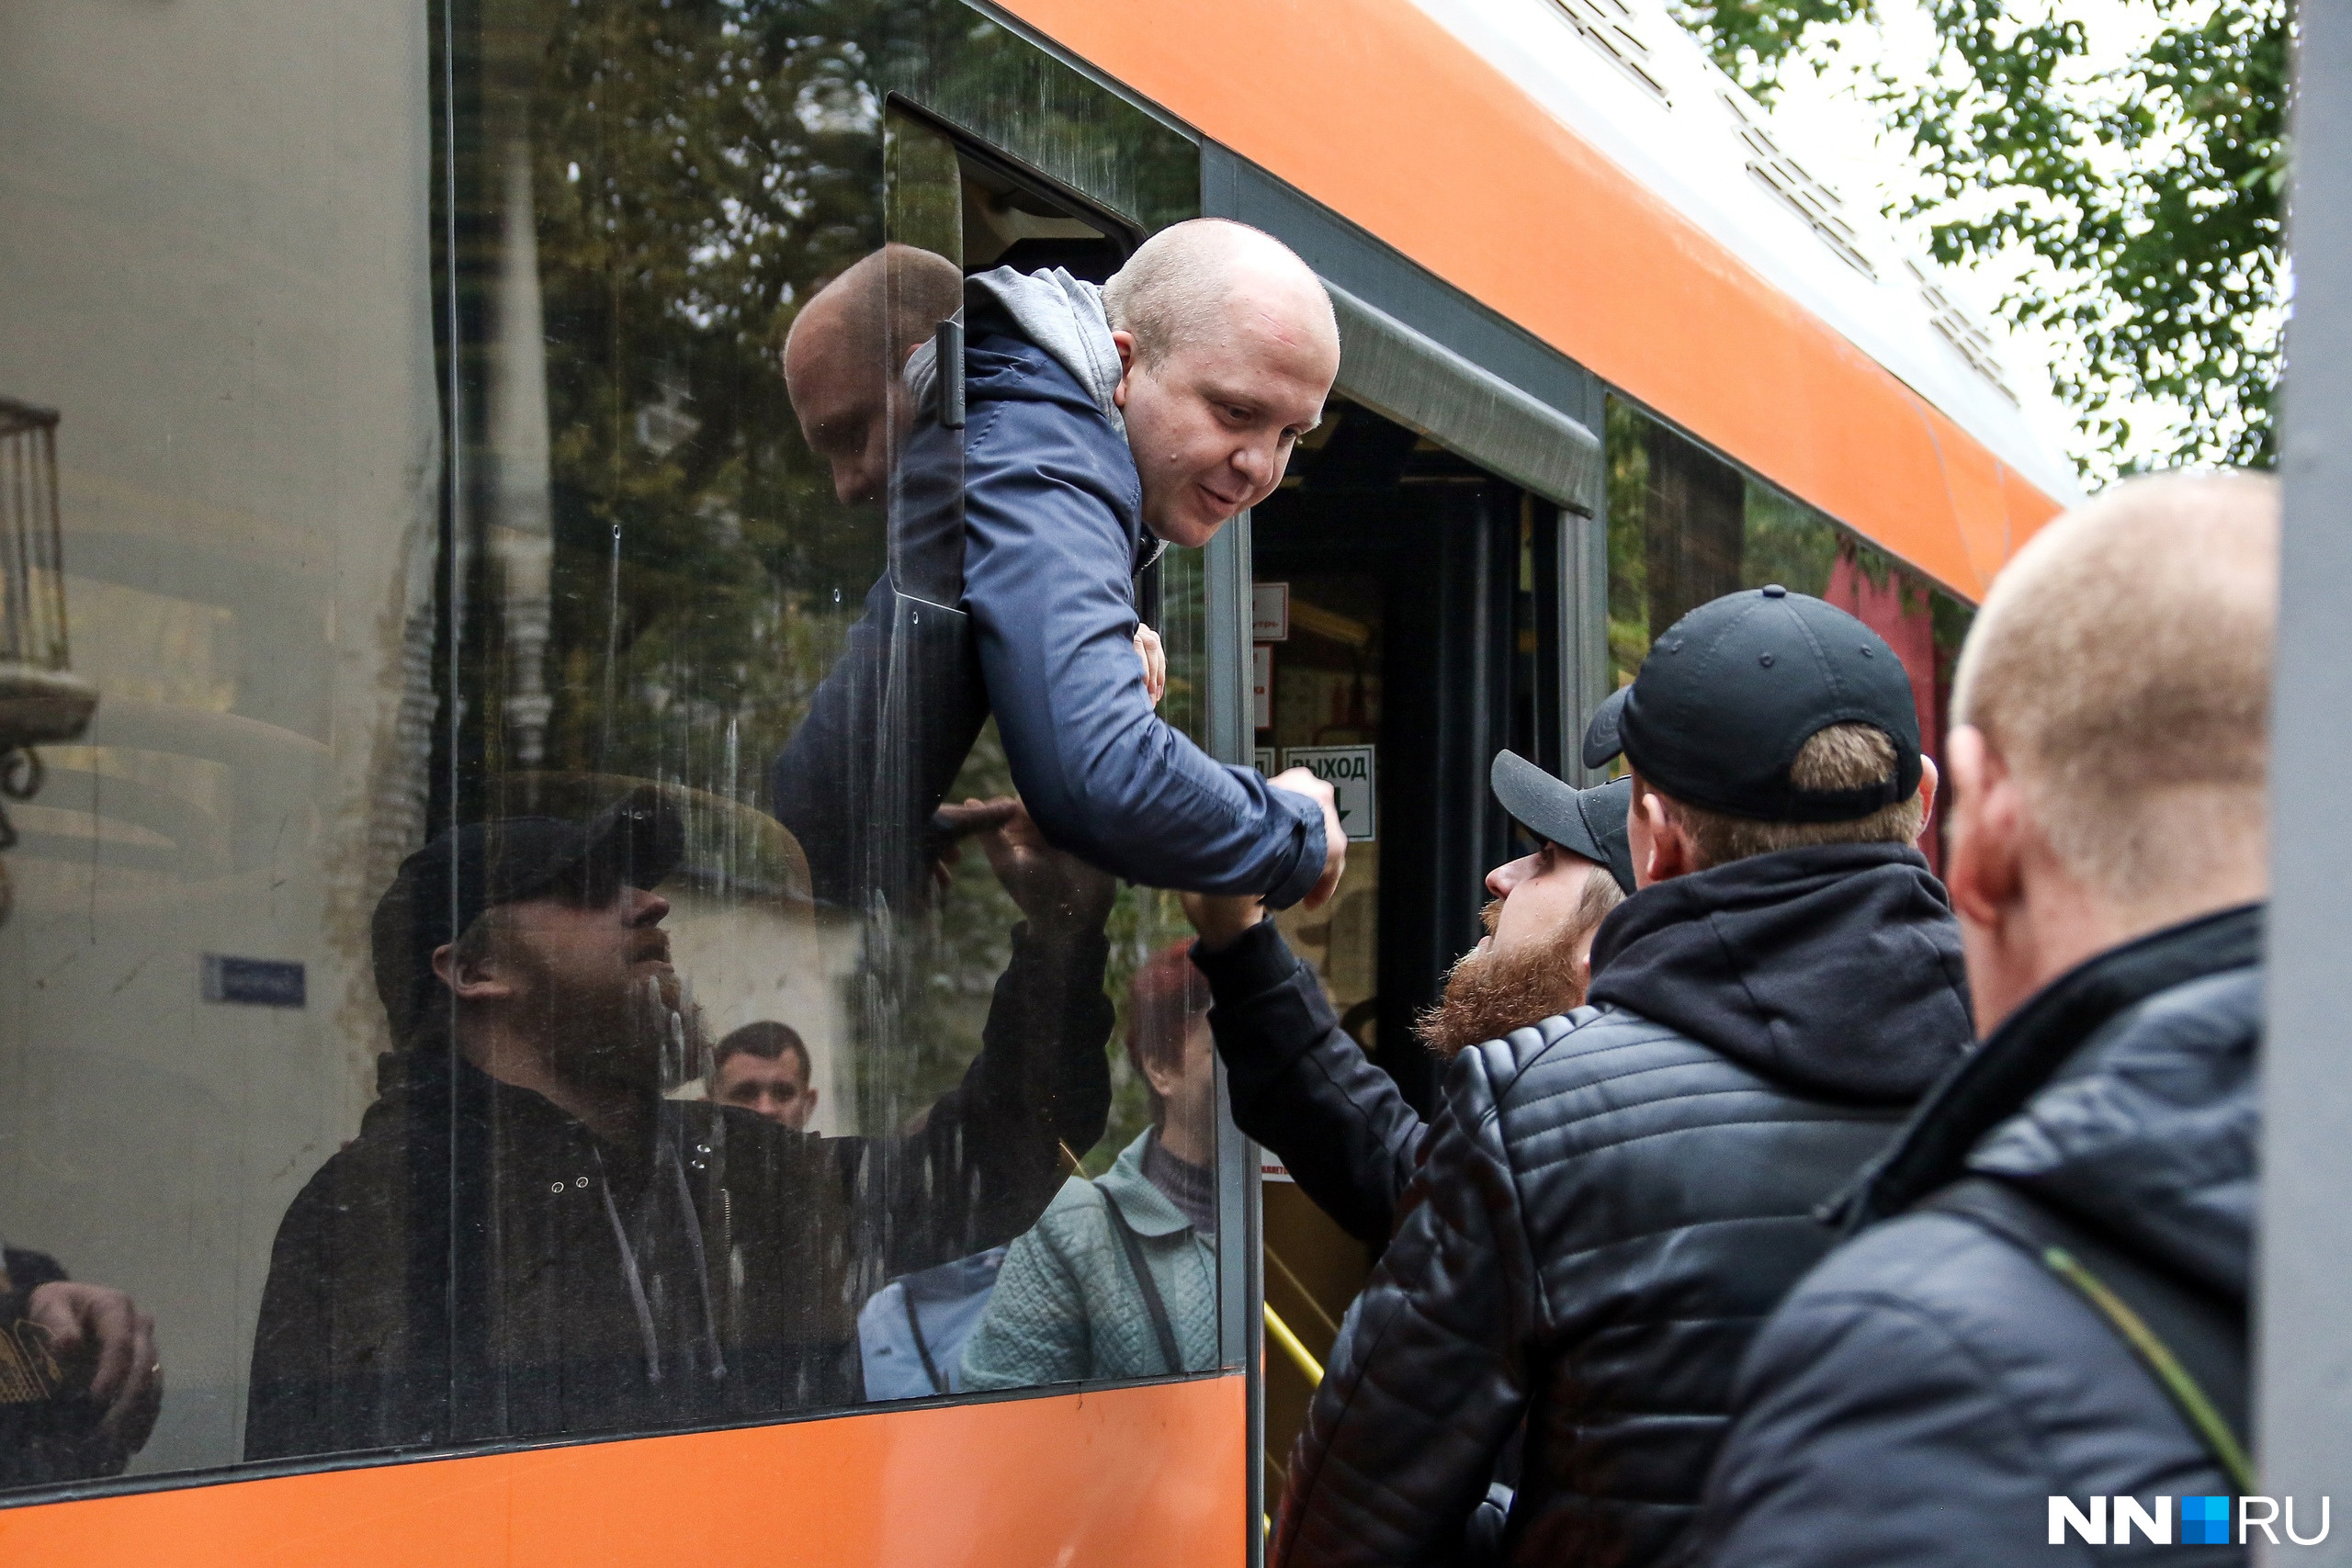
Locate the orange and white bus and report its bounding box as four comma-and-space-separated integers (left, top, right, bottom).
0, 0, 2071, 1562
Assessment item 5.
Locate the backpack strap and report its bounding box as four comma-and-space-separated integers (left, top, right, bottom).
1920, 1176, 2252, 1491
1098, 1187, 1184, 1375
898, 1284, 946, 1396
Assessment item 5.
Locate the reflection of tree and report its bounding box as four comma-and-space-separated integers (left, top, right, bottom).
441, 0, 1204, 1154
524, 0, 913, 798
1604, 397, 1971, 687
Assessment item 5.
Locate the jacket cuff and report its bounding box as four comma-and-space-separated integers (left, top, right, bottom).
1261, 793, 1327, 911
1189, 916, 1298, 1000
1191, 919, 1342, 1080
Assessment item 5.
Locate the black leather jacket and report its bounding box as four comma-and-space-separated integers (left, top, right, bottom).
1272, 843, 1975, 1568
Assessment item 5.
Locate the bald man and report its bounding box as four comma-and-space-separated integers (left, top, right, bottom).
784, 243, 967, 508
944, 220, 1347, 907
1686, 473, 2276, 1566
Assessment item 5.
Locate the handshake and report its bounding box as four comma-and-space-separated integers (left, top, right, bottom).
1183, 762, 1347, 951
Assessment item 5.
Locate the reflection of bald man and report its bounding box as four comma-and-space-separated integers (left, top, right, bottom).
784, 244, 964, 507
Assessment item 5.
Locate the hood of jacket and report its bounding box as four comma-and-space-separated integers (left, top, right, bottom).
1838, 902, 2262, 1299
1586, 841, 1973, 1104
904, 264, 1126, 437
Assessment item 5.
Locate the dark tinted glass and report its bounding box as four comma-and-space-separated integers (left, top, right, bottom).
1605, 396, 1973, 866
0, 0, 1216, 1495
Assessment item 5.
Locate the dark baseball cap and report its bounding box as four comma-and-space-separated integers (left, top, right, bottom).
1488, 752, 1637, 896
369, 786, 684, 1041
1583, 586, 1922, 822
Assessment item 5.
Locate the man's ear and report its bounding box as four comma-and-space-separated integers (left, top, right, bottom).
1637, 789, 1695, 884
1139, 1052, 1186, 1101
1111, 328, 1137, 410
1916, 751, 1940, 835
430, 940, 517, 1005
1942, 726, 2018, 929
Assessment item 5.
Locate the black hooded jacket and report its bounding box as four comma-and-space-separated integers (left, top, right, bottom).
1685, 904, 2262, 1567
245, 923, 1111, 1462
1273, 842, 1973, 1568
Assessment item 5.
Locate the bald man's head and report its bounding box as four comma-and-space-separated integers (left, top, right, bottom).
1102, 220, 1340, 547
1953, 469, 2278, 912
784, 244, 965, 506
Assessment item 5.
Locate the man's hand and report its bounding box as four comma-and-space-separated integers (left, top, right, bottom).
1182, 891, 1267, 953
956, 796, 1117, 935
1270, 767, 1347, 910
27, 1280, 162, 1460
1133, 624, 1167, 708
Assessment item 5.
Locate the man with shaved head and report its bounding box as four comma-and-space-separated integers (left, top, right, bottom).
948, 219, 1349, 908
1686, 472, 2277, 1565
775, 220, 1350, 913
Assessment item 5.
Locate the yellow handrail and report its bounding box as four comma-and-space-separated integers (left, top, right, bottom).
1263, 1303, 1325, 1385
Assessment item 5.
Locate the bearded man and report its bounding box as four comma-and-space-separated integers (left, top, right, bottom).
245, 788, 1114, 1461
1214, 588, 1974, 1568
1185, 759, 1634, 1247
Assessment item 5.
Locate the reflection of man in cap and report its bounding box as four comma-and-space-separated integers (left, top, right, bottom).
245, 789, 1115, 1461
1263, 586, 1977, 1568
1182, 765, 1634, 1247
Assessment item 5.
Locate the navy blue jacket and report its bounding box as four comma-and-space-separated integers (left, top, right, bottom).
769, 330, 1325, 908
960, 332, 1324, 903
1685, 904, 2261, 1567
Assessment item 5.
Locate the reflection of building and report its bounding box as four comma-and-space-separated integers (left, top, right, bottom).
0, 397, 97, 897
489, 141, 556, 770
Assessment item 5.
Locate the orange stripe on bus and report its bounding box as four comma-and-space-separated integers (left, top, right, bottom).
0, 1377, 1247, 1568
994, 0, 2065, 598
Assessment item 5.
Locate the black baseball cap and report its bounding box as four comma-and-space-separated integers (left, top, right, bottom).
1488, 752, 1637, 896
369, 786, 684, 1041
1583, 585, 1921, 822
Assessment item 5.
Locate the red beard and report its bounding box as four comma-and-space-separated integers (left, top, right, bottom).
1414, 904, 1589, 1058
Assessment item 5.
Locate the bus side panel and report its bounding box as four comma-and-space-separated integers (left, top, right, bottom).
0, 1377, 1246, 1568
991, 0, 2064, 599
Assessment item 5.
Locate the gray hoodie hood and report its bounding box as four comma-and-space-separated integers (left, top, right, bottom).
907, 265, 1126, 437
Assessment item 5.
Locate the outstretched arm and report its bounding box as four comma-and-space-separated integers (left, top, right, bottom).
861, 802, 1116, 1278
1274, 1051, 1538, 1567
962, 383, 1331, 906
1187, 901, 1425, 1244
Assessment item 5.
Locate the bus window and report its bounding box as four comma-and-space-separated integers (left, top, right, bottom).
1605, 397, 1972, 868
1, 0, 1217, 1500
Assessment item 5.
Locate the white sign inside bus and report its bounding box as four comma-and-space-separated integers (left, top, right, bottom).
1253, 581, 1290, 641
1281, 745, 1376, 842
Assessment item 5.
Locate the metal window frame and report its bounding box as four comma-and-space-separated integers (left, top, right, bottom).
2263, 2, 2351, 1520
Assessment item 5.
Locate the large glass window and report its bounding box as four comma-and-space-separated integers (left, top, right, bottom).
1, 0, 1218, 1499
1605, 397, 1971, 867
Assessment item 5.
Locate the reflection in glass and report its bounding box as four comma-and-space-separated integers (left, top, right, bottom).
1605, 398, 1972, 868
960, 944, 1221, 1387
244, 788, 1114, 1457
0, 0, 1214, 1495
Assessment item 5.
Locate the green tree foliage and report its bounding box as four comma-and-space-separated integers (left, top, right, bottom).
444, 0, 1204, 1150
1668, 0, 2289, 470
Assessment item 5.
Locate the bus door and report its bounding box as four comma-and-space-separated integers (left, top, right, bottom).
1247, 388, 1595, 1503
